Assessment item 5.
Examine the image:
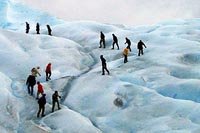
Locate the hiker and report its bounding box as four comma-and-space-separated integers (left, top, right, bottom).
123, 46, 129, 63
46, 25, 52, 36
112, 34, 119, 50
26, 75, 36, 96
99, 31, 105, 48
100, 55, 110, 75
36, 23, 40, 34
31, 67, 41, 77
137, 40, 147, 56
37, 94, 46, 117
36, 81, 44, 99
45, 63, 52, 81
25, 22, 30, 34
125, 37, 131, 52
52, 91, 61, 112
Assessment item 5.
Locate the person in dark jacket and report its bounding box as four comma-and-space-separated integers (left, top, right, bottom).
25, 22, 30, 34
37, 94, 46, 117
52, 91, 61, 112
137, 40, 147, 56
125, 37, 131, 52
112, 34, 119, 50
100, 55, 110, 75
45, 63, 52, 81
26, 75, 36, 95
36, 23, 40, 34
99, 31, 105, 48
46, 25, 52, 36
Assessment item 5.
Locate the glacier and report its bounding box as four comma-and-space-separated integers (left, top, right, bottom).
1, 0, 200, 133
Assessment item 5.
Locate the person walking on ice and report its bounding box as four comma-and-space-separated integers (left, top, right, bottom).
45, 63, 52, 81
123, 46, 129, 63
125, 37, 131, 52
137, 40, 147, 56
36, 81, 44, 99
31, 67, 41, 77
99, 31, 105, 48
36, 22, 40, 34
37, 94, 46, 117
46, 24, 52, 36
52, 91, 61, 112
100, 55, 110, 75
26, 74, 36, 96
112, 34, 119, 50
25, 22, 30, 34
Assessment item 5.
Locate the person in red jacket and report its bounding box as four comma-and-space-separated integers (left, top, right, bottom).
45, 63, 51, 81
36, 81, 44, 99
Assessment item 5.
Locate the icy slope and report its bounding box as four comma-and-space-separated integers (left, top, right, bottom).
0, 29, 100, 132
55, 20, 200, 132
1, 0, 200, 133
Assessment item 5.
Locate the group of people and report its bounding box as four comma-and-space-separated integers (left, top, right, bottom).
26, 63, 51, 96
99, 32, 120, 50
25, 30, 147, 117
99, 31, 147, 75
37, 91, 61, 118
25, 22, 52, 36
26, 63, 60, 117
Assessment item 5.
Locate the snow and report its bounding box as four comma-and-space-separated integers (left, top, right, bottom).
1, 0, 200, 132
43, 109, 101, 133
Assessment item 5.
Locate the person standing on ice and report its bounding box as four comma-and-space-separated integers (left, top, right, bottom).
37, 93, 46, 117
36, 22, 40, 34
99, 31, 105, 48
25, 22, 30, 34
36, 81, 44, 99
52, 91, 61, 112
137, 40, 147, 56
112, 34, 119, 50
31, 67, 41, 77
123, 46, 129, 63
46, 24, 52, 36
125, 37, 131, 52
26, 75, 36, 96
100, 55, 110, 75
45, 63, 52, 81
